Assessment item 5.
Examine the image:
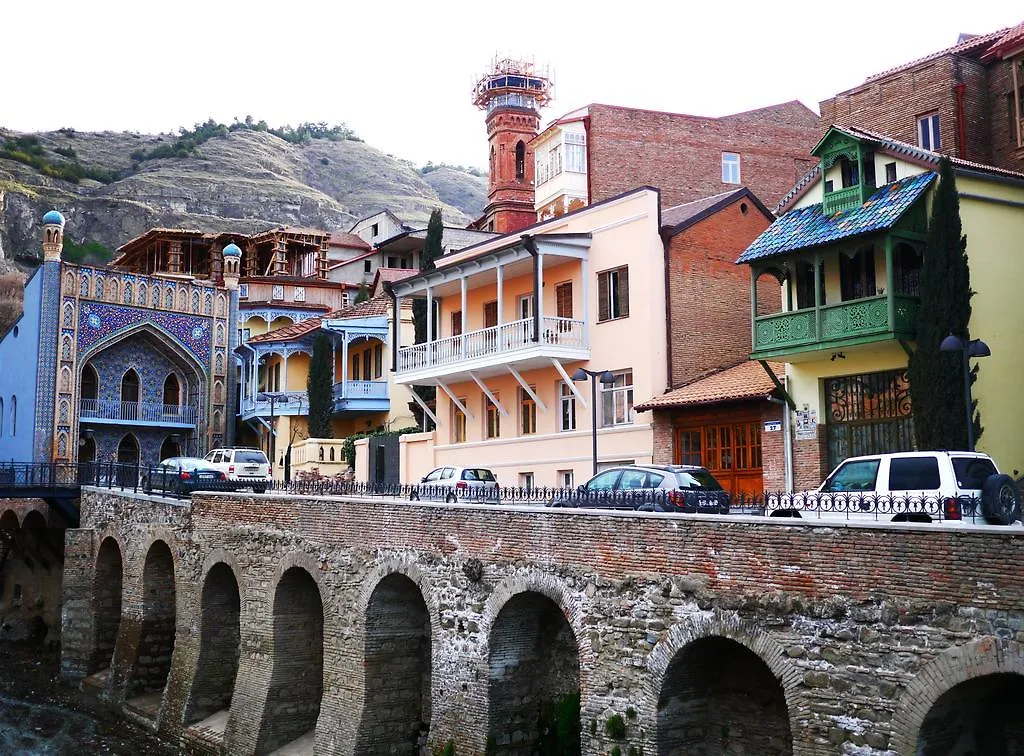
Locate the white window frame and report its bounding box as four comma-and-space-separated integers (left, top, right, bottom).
558, 469, 574, 488
271, 285, 284, 301
565, 132, 586, 173
598, 266, 629, 322
558, 381, 576, 432
722, 152, 741, 184
293, 286, 305, 302
238, 283, 249, 299
517, 293, 535, 322
600, 369, 634, 428
917, 113, 941, 151
519, 472, 535, 489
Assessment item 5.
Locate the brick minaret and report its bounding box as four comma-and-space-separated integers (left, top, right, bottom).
472, 57, 552, 234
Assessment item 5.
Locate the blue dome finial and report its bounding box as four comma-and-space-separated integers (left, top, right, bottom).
43, 209, 65, 226
223, 240, 242, 258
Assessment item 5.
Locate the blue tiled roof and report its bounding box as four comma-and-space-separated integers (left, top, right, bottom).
737, 172, 936, 264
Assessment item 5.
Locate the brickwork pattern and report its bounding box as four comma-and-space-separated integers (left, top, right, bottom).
63, 489, 1024, 755
587, 105, 820, 210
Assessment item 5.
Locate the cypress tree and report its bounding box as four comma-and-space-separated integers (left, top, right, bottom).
307, 332, 334, 438
354, 281, 370, 304
411, 209, 444, 429
907, 157, 980, 450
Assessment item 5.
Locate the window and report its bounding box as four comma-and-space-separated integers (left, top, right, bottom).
619, 468, 652, 490
238, 327, 251, 344
840, 158, 859, 188
362, 351, 372, 382
387, 256, 398, 268
121, 369, 140, 404
584, 470, 621, 491
517, 294, 535, 321
81, 364, 98, 401
839, 247, 876, 301
163, 374, 181, 407
515, 140, 526, 180
451, 311, 463, 337
722, 152, 741, 184
558, 469, 574, 488
519, 472, 535, 489
273, 363, 281, 391
364, 260, 372, 274
238, 283, 249, 299
885, 162, 897, 183
485, 394, 500, 439
794, 259, 825, 309
600, 370, 634, 427
597, 267, 629, 321
374, 344, 383, 378
293, 286, 305, 302
272, 285, 284, 301
888, 457, 940, 491
484, 301, 498, 329
452, 400, 467, 443
565, 132, 586, 173
555, 282, 573, 319
677, 430, 701, 465
352, 352, 361, 380
520, 387, 537, 435
371, 223, 379, 237
894, 243, 923, 296
952, 456, 998, 490
1008, 83, 1024, 146
822, 458, 881, 493
917, 113, 941, 151
558, 381, 576, 431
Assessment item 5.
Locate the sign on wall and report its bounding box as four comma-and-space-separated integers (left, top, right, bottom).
795, 406, 818, 440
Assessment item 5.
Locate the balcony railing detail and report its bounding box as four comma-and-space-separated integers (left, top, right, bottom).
823, 185, 863, 215
79, 398, 198, 425
240, 391, 308, 416
397, 316, 585, 373
333, 381, 388, 400
753, 293, 920, 354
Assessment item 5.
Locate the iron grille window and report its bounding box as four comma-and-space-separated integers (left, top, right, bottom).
826, 369, 914, 468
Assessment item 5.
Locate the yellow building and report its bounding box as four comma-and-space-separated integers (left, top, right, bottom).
738, 126, 1024, 488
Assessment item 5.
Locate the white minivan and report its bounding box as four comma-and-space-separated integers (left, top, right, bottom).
204, 447, 272, 493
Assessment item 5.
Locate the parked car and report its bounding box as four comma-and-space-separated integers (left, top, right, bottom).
410, 466, 500, 504
204, 448, 272, 493
142, 457, 229, 497
549, 464, 731, 514
768, 451, 1020, 525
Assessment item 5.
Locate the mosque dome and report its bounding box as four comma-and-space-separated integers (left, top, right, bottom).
223, 242, 242, 257
43, 209, 66, 226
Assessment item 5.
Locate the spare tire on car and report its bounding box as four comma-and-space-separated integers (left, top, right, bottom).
981, 473, 1021, 525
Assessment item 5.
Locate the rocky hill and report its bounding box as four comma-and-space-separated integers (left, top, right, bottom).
0, 125, 488, 272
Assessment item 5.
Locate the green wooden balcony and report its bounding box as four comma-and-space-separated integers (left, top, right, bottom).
752, 294, 919, 359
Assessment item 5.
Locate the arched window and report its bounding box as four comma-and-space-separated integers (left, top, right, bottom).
163, 374, 181, 408
121, 369, 140, 404
81, 363, 99, 401
10, 396, 15, 437
515, 140, 526, 181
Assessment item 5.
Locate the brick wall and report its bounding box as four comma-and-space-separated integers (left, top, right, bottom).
587, 104, 820, 209
760, 402, 786, 492
64, 489, 1024, 755
666, 197, 777, 384
792, 429, 829, 492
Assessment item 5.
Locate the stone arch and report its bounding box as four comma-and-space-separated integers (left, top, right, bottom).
891, 636, 1024, 755
254, 561, 325, 753
90, 536, 124, 674
21, 509, 46, 530
483, 571, 587, 754
648, 615, 795, 755
124, 539, 177, 709
0, 508, 19, 530
184, 560, 242, 726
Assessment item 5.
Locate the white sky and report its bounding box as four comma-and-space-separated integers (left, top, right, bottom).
4, 2, 1020, 170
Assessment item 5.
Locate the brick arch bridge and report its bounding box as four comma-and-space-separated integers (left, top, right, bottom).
59, 489, 1024, 755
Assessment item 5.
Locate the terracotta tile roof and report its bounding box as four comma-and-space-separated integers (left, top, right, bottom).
983, 21, 1024, 60
373, 268, 418, 285
739, 172, 935, 264
635, 361, 785, 411
329, 232, 371, 250
245, 294, 391, 345
862, 27, 1009, 84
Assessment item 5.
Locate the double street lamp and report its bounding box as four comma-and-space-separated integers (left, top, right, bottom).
939, 333, 990, 452
257, 392, 291, 476
572, 368, 616, 477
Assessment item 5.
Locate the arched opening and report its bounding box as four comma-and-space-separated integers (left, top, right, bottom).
185, 563, 241, 727
163, 374, 181, 408
159, 436, 181, 462
753, 268, 785, 317
917, 673, 1024, 754
255, 566, 323, 753
355, 574, 431, 751
125, 540, 176, 718
116, 434, 139, 487
515, 140, 526, 181
0, 509, 18, 531
120, 368, 140, 404
78, 436, 97, 483
657, 636, 791, 755
894, 242, 923, 297
81, 363, 97, 401
91, 537, 123, 674
488, 591, 580, 754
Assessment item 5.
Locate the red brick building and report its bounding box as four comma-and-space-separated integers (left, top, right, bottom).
820, 23, 1024, 171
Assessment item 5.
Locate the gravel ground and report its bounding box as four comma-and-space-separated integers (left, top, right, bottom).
0, 641, 179, 755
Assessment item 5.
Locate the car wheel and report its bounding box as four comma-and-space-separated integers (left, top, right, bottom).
445, 493, 458, 504
981, 474, 1020, 525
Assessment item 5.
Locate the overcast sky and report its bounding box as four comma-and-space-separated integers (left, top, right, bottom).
5, 2, 1019, 170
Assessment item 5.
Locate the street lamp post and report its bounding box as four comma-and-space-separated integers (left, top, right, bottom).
939, 333, 990, 452
572, 368, 616, 477
257, 392, 291, 477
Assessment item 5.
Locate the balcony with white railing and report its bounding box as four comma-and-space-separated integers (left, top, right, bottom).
239, 391, 309, 420
395, 315, 588, 383
79, 399, 198, 427
332, 380, 389, 413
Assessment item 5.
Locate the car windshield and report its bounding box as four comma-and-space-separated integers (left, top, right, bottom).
462, 469, 495, 482
236, 451, 267, 464
675, 470, 723, 490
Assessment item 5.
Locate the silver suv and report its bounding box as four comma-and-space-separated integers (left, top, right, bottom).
770, 451, 1020, 525
549, 464, 730, 514
204, 448, 272, 493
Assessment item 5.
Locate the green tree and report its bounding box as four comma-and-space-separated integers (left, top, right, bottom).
307, 332, 334, 438
354, 281, 370, 304
411, 209, 444, 429
62, 238, 113, 265
907, 157, 980, 450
